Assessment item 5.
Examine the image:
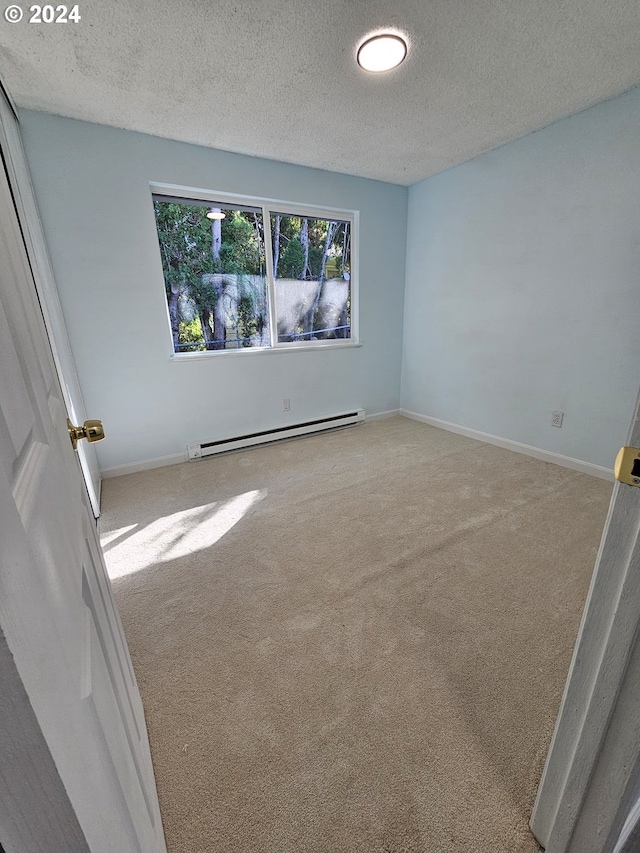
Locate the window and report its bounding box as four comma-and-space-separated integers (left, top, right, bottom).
152, 188, 356, 355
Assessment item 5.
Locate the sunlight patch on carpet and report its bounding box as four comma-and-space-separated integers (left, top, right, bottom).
103, 489, 266, 578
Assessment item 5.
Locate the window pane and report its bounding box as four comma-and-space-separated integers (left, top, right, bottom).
154, 200, 269, 352
270, 214, 351, 343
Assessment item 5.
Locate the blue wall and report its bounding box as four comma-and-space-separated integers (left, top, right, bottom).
402, 86, 640, 468
19, 112, 407, 471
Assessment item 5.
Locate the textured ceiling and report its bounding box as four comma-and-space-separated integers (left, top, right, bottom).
1, 0, 639, 185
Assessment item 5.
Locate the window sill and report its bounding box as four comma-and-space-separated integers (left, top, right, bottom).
169, 341, 362, 361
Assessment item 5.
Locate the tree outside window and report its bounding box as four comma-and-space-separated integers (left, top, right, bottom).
152, 193, 354, 354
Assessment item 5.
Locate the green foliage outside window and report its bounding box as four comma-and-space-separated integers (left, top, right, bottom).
153, 196, 352, 352
279, 238, 305, 279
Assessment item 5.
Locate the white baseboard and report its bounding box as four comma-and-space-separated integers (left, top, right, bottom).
365, 408, 400, 422
399, 409, 613, 481
101, 409, 609, 482
101, 451, 188, 478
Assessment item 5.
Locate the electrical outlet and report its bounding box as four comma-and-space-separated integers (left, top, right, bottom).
551, 411, 564, 428
283, 398, 291, 412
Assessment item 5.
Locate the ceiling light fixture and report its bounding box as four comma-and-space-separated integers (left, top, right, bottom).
357, 33, 408, 73
206, 209, 226, 220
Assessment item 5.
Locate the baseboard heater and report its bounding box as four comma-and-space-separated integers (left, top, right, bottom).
187, 409, 365, 460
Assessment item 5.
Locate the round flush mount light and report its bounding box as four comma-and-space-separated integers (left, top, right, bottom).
206, 209, 226, 220
357, 33, 408, 73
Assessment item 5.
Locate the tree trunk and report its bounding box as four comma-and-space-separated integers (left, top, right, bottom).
168, 283, 180, 350
212, 282, 227, 350
210, 210, 222, 263
253, 213, 263, 275
300, 218, 310, 279
338, 301, 348, 338
272, 214, 280, 280
319, 221, 337, 286
341, 223, 350, 277
199, 309, 215, 350
209, 211, 225, 348
307, 221, 337, 334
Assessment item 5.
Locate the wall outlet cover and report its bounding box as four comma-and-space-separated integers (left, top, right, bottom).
551, 411, 564, 428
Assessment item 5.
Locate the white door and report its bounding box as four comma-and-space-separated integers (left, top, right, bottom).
0, 108, 166, 852
0, 85, 102, 517
531, 390, 640, 852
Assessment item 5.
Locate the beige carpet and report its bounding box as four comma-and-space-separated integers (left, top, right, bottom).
100, 417, 612, 853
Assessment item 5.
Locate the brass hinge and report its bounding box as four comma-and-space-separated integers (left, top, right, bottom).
614, 446, 640, 486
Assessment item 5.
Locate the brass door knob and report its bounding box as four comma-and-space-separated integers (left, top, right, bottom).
67, 418, 105, 451
614, 446, 640, 486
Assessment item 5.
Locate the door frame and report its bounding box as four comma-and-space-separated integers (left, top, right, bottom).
531, 387, 640, 851
0, 83, 102, 517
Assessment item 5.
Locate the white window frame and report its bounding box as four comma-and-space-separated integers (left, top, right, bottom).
150, 182, 360, 359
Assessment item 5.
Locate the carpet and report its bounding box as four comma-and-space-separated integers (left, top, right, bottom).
99, 417, 612, 853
